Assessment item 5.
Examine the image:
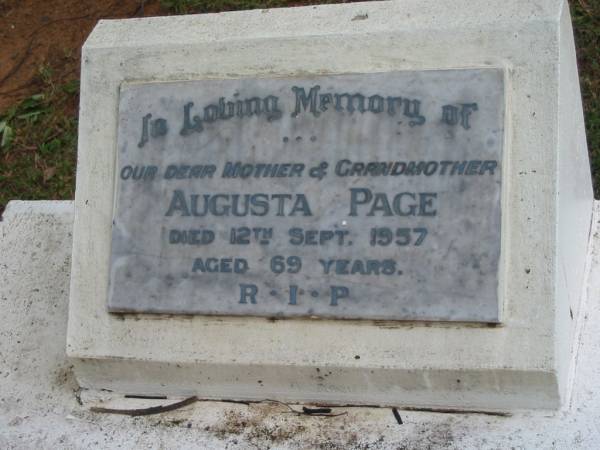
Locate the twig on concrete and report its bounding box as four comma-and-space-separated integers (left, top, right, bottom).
392, 407, 403, 425
303, 406, 332, 415
264, 399, 347, 417
90, 396, 198, 416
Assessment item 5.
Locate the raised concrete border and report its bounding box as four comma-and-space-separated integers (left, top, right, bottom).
1, 200, 599, 448
67, 0, 593, 410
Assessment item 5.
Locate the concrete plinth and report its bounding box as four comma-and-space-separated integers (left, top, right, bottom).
1, 200, 599, 448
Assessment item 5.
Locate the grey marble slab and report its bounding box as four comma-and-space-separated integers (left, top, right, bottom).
108, 69, 504, 322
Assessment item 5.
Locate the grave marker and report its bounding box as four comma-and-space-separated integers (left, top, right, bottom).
110, 70, 504, 321
67, 0, 593, 410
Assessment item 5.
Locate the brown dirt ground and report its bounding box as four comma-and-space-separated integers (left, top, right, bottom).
0, 0, 164, 111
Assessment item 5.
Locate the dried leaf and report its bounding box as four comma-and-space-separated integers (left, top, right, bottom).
43, 166, 56, 182
0, 122, 13, 148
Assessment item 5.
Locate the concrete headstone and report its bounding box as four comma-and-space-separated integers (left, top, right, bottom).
67, 0, 593, 411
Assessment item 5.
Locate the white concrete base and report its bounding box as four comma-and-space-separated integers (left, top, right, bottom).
2, 200, 600, 448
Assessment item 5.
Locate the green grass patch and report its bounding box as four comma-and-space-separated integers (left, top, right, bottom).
571, 0, 600, 197
0, 67, 78, 215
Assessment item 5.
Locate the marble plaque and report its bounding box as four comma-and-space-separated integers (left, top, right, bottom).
109, 69, 504, 322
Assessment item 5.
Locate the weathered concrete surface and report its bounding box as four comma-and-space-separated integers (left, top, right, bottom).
1, 200, 599, 448
111, 70, 504, 321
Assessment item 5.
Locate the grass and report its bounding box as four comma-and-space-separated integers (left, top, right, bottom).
571, 0, 600, 197
0, 0, 598, 216
0, 66, 78, 214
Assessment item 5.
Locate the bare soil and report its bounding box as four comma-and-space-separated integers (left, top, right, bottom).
0, 0, 163, 111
